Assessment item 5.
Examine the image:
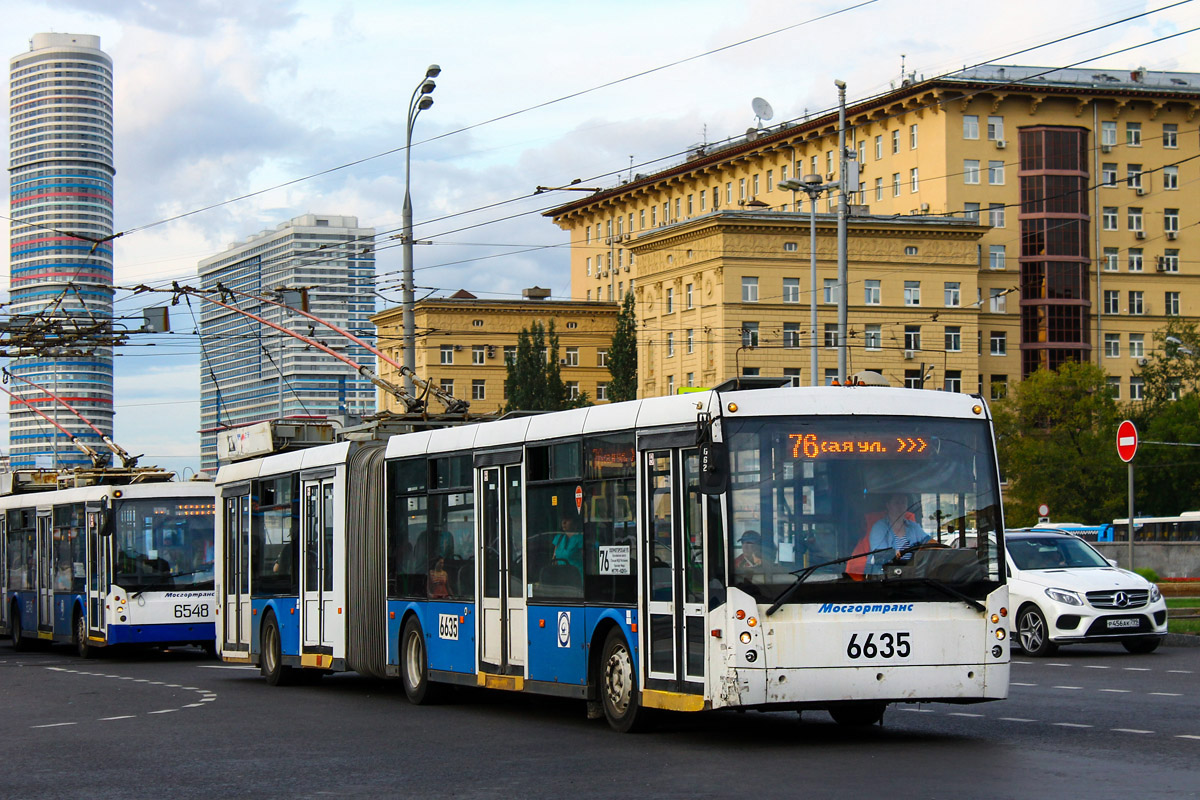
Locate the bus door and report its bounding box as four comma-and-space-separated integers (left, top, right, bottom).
36, 511, 53, 634
85, 506, 110, 639
643, 448, 706, 692
478, 461, 526, 675
223, 491, 253, 654
300, 477, 336, 655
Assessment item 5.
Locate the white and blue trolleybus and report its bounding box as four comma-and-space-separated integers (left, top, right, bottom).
1, 470, 217, 656
215, 383, 1010, 730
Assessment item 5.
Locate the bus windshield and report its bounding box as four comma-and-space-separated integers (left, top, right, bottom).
114, 497, 215, 591
724, 414, 1003, 605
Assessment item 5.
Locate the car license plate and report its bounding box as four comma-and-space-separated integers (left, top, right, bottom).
1106, 618, 1139, 629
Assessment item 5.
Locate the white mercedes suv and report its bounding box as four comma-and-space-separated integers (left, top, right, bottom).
1005, 530, 1168, 656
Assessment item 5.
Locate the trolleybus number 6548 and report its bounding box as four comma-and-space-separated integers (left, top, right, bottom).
846, 631, 911, 659
174, 603, 210, 619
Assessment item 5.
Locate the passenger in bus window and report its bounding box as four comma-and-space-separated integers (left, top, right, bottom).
552, 514, 583, 570
428, 556, 450, 599
868, 493, 931, 572
734, 531, 764, 570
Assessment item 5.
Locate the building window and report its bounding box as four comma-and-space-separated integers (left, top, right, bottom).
1165, 291, 1180, 316
783, 323, 801, 348
742, 322, 759, 347
1129, 291, 1143, 315
990, 375, 1008, 400
989, 288, 1007, 313
904, 370, 922, 389
1164, 165, 1178, 190
906, 167, 917, 193
987, 115, 1004, 141
826, 151, 835, 174
597, 348, 608, 367
824, 369, 839, 386
651, 206, 657, 226
1130, 376, 1144, 401
963, 115, 979, 139
586, 257, 592, 276
685, 283, 694, 308
686, 329, 694, 353
823, 278, 838, 304
687, 194, 694, 216
945, 326, 961, 352
1165, 208, 1180, 233
686, 372, 696, 387
864, 279, 881, 305
739, 178, 746, 200
988, 160, 1005, 185
824, 323, 839, 349
910, 124, 918, 149
892, 172, 901, 197
964, 203, 980, 222
783, 368, 802, 387
1127, 164, 1142, 190
783, 241, 798, 252
989, 244, 1007, 270
1129, 334, 1144, 358
726, 182, 733, 204
945, 370, 962, 393
874, 177, 883, 201
1100, 121, 1117, 147
596, 382, 608, 401
874, 135, 882, 160
1102, 207, 1118, 230
988, 203, 1005, 228
1162, 250, 1179, 273
1128, 207, 1143, 232
782, 278, 800, 303
1101, 162, 1117, 187
742, 277, 759, 303
964, 159, 980, 184
1102, 247, 1118, 272
1107, 376, 1121, 399
440, 378, 454, 394
864, 324, 881, 351
472, 379, 486, 400
1126, 122, 1141, 146
665, 288, 674, 313
1105, 333, 1120, 358
904, 325, 921, 352
904, 280, 921, 306
567, 381, 580, 400
440, 345, 454, 365
905, 245, 918, 256
890, 130, 900, 154
665, 333, 674, 358
472, 345, 485, 365
504, 345, 516, 364
1103, 290, 1119, 314
990, 331, 1006, 356
1128, 248, 1143, 272
740, 369, 757, 378
944, 282, 961, 307
564, 346, 579, 366
1163, 123, 1178, 148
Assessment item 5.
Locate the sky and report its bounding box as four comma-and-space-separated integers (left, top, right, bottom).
4, 0, 1200, 475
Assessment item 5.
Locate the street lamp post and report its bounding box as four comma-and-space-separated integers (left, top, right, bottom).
401, 64, 440, 395
779, 175, 834, 386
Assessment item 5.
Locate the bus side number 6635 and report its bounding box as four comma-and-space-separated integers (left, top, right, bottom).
846, 631, 910, 659
174, 604, 210, 619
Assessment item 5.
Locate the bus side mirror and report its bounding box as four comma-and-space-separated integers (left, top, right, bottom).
98, 497, 113, 536
699, 442, 728, 495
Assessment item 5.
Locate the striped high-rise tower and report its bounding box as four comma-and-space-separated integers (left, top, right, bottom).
8, 33, 115, 468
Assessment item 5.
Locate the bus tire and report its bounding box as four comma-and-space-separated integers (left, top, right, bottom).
74, 610, 96, 659
599, 628, 650, 733
1016, 605, 1057, 657
829, 701, 886, 726
10, 602, 28, 652
261, 614, 294, 686
400, 617, 443, 705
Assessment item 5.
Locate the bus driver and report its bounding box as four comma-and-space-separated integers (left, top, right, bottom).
868, 493, 930, 572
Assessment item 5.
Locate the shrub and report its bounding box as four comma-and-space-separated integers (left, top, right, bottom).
1134, 567, 1160, 582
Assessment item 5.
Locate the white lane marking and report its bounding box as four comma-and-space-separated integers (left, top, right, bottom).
1112, 728, 1154, 734
1168, 670, 1193, 674
182, 703, 204, 708
1083, 665, 1109, 670
999, 717, 1036, 722
899, 708, 934, 713
1047, 663, 1070, 667
199, 697, 216, 702
1053, 722, 1093, 728
1053, 686, 1082, 690
1124, 667, 1151, 672
195, 665, 258, 671
98, 716, 135, 721
1011, 682, 1037, 687
32, 722, 77, 729
1100, 689, 1131, 693
1150, 692, 1183, 697
37, 666, 216, 729
1012, 660, 1032, 665
147, 709, 176, 714
948, 712, 984, 718
1176, 735, 1200, 741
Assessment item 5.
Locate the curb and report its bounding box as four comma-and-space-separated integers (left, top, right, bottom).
1165, 633, 1200, 647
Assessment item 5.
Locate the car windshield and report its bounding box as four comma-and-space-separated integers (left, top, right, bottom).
724, 414, 1004, 605
114, 497, 215, 590
1008, 536, 1109, 570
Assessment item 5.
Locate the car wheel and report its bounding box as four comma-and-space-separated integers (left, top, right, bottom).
1122, 636, 1162, 655
74, 611, 96, 659
1017, 605, 1057, 657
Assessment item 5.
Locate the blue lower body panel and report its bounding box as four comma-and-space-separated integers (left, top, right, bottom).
252, 597, 300, 657
526, 605, 588, 686
106, 622, 215, 645
387, 599, 476, 674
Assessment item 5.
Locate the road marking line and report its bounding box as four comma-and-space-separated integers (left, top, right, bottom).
147, 709, 176, 714
1012, 660, 1032, 665
1124, 667, 1151, 672
1176, 735, 1200, 741
195, 665, 258, 671
1011, 682, 1037, 687
98, 716, 135, 721
899, 708, 934, 713
948, 712, 984, 717
32, 722, 78, 728
999, 717, 1035, 722
1112, 728, 1154, 734
1053, 722, 1093, 728
165, 684, 182, 688
199, 697, 216, 702
1047, 663, 1070, 667
1053, 686, 1083, 690
1150, 692, 1182, 697
1083, 665, 1109, 669
1168, 670, 1193, 674
1100, 689, 1131, 693
182, 703, 204, 708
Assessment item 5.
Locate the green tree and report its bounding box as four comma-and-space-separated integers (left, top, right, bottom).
608, 291, 638, 402
1129, 393, 1200, 516
1135, 317, 1200, 407
503, 320, 592, 412
992, 361, 1124, 527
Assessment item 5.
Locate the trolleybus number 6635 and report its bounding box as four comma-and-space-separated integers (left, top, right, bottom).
846, 631, 911, 659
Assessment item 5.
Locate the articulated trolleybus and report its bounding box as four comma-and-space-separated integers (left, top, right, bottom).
1, 468, 217, 656
215, 382, 1009, 730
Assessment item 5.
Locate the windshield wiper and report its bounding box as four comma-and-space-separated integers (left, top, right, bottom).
765, 546, 895, 616
884, 575, 985, 612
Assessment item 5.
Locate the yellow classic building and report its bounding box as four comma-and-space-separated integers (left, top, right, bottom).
547, 64, 1200, 401
371, 288, 618, 415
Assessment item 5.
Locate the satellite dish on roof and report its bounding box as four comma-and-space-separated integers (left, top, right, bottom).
751, 97, 774, 126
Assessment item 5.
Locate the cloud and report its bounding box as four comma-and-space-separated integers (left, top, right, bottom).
51, 0, 301, 36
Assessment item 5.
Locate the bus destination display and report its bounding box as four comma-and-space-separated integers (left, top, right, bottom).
788, 433, 930, 459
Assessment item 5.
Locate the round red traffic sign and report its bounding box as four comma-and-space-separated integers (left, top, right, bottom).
575, 485, 583, 512
1117, 419, 1138, 463
1038, 503, 1049, 517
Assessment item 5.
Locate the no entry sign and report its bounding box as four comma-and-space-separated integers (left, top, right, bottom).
1117, 420, 1138, 463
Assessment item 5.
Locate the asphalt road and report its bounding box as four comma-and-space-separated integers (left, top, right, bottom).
2, 642, 1198, 799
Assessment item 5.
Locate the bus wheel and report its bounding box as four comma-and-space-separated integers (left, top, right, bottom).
829, 701, 886, 726
10, 603, 28, 652
261, 614, 294, 686
600, 628, 650, 733
74, 612, 95, 659
400, 617, 443, 705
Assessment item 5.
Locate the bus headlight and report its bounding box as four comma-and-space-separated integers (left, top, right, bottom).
739, 632, 752, 644
995, 629, 1006, 640
1045, 588, 1083, 606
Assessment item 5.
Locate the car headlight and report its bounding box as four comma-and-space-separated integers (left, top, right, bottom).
1150, 584, 1162, 603
1045, 588, 1083, 606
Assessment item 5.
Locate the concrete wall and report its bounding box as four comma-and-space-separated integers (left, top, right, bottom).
1094, 543, 1200, 578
